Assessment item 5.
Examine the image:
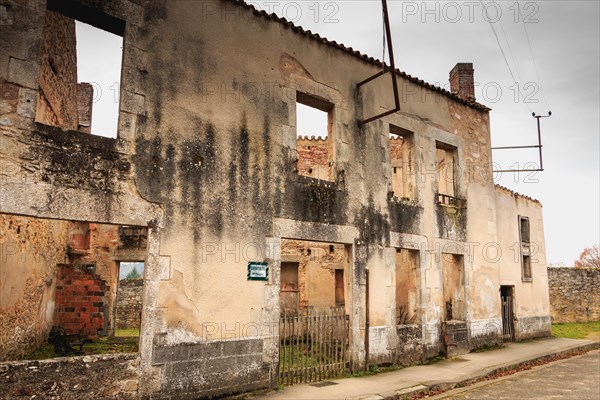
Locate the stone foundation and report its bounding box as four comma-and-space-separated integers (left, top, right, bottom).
395, 324, 423, 366
0, 354, 139, 399
516, 316, 552, 340
151, 339, 271, 399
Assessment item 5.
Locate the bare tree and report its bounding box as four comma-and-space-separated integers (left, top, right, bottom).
574, 244, 600, 269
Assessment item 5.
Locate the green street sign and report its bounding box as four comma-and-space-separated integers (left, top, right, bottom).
247, 262, 269, 281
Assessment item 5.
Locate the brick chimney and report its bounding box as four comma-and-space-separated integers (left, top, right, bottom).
449, 63, 475, 101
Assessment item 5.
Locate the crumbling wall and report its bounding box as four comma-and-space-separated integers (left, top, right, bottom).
281, 240, 347, 311
0, 214, 69, 361
35, 10, 78, 130
115, 278, 143, 329
54, 264, 110, 337
71, 223, 120, 334
76, 82, 93, 133
297, 136, 331, 180
0, 354, 139, 399
548, 267, 600, 323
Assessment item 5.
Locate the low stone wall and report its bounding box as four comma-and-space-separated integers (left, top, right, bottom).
0, 354, 139, 399
115, 279, 144, 330
151, 339, 271, 398
395, 324, 423, 366
548, 267, 600, 323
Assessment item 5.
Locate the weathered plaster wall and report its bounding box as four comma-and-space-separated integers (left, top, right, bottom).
548, 267, 600, 323
0, 214, 68, 361
496, 186, 551, 339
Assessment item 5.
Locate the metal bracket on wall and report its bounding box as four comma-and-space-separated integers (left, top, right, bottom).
492, 112, 552, 173
357, 0, 400, 126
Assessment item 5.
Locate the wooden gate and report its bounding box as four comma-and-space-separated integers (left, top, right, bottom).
279, 307, 349, 385
501, 286, 515, 342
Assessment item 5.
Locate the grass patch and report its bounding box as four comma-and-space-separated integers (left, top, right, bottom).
424, 354, 446, 365
24, 336, 139, 360
471, 343, 505, 353
552, 321, 600, 340
115, 328, 140, 337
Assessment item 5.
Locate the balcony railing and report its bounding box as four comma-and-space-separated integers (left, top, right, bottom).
436, 193, 467, 209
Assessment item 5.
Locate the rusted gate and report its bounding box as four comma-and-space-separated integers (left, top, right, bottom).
279, 307, 349, 385
501, 286, 515, 342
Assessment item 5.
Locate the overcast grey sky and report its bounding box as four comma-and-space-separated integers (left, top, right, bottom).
75, 1, 599, 265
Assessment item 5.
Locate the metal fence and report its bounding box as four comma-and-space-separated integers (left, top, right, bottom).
279, 307, 349, 385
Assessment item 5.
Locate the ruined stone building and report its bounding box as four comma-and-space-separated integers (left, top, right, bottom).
1, 0, 551, 398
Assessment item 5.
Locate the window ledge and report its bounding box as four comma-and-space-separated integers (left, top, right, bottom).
33, 122, 123, 154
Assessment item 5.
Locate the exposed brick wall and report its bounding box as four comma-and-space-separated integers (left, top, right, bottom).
54, 264, 110, 337
115, 279, 143, 329
297, 136, 331, 181
36, 10, 79, 130
548, 267, 600, 323
449, 63, 475, 101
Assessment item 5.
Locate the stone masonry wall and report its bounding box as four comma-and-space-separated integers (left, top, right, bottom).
0, 354, 139, 399
0, 214, 69, 361
548, 267, 600, 323
115, 278, 143, 330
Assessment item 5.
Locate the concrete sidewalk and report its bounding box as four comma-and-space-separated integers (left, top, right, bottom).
250, 338, 599, 400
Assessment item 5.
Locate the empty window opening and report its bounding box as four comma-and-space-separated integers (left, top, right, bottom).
36, 1, 124, 138
279, 262, 300, 315
280, 239, 348, 314
519, 216, 530, 243
519, 216, 532, 281
522, 255, 532, 280
395, 249, 420, 325
335, 269, 345, 307
0, 213, 146, 361
296, 93, 335, 181
390, 125, 415, 200
441, 253, 465, 321
436, 143, 457, 197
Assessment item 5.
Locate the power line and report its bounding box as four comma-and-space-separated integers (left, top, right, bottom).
480, 1, 533, 113
518, 4, 551, 110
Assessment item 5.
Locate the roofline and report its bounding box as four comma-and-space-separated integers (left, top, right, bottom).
228, 0, 491, 112
495, 184, 541, 205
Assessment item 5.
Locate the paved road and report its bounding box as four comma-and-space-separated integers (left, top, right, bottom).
434, 350, 600, 400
